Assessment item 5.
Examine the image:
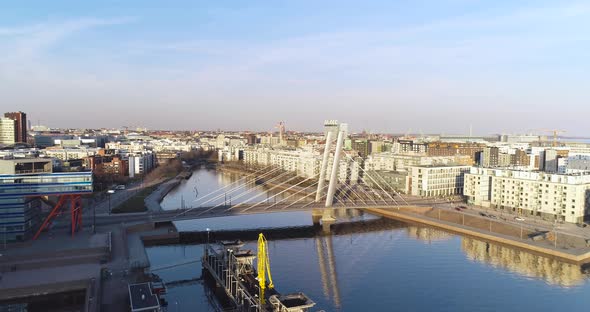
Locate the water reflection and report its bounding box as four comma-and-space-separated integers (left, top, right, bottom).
461, 237, 589, 287
163, 169, 307, 210
155, 168, 590, 311
315, 235, 342, 308
406, 226, 453, 243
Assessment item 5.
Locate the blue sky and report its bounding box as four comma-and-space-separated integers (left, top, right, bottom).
1, 1, 589, 134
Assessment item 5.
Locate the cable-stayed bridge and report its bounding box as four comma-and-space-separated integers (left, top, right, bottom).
95, 121, 441, 227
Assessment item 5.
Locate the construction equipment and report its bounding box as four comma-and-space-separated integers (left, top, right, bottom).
258, 233, 274, 304
540, 129, 566, 147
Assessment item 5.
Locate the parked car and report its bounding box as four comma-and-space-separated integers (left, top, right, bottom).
458, 206, 467, 209
454, 207, 462, 211
488, 215, 498, 219
115, 185, 126, 190
479, 212, 487, 217
514, 217, 525, 221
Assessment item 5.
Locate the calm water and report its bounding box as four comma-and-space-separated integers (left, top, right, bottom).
149, 169, 590, 312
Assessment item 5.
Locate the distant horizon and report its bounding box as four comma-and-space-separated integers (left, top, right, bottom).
24, 123, 590, 140
2, 1, 590, 135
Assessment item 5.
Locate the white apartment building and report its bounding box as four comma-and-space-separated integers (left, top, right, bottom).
128, 152, 156, 178
464, 167, 590, 223
0, 117, 15, 145
409, 165, 471, 197
365, 153, 471, 172
243, 147, 360, 183
105, 142, 147, 153
43, 147, 102, 161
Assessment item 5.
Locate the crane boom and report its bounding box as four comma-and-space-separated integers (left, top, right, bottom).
257, 233, 274, 304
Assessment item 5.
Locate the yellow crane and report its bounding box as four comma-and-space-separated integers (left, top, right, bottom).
257, 233, 274, 304
539, 129, 566, 147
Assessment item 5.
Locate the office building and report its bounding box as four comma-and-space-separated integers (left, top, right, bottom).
4, 111, 27, 143
0, 158, 93, 241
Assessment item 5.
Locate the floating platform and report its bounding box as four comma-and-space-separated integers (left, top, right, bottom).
201, 241, 317, 312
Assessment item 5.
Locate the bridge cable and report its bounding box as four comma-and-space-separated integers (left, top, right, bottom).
241, 176, 317, 213
231, 174, 301, 209
171, 166, 285, 220
192, 170, 293, 218
192, 166, 284, 208
191, 164, 275, 203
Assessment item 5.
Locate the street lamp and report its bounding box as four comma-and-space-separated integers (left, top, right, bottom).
93, 201, 96, 234
206, 228, 211, 246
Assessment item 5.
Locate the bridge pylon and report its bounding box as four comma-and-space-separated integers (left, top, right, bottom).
325, 130, 344, 207
315, 130, 334, 202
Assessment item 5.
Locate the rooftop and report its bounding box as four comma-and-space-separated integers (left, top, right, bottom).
128, 283, 160, 312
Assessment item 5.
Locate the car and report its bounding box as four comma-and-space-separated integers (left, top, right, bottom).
458, 206, 467, 209
454, 207, 462, 211
115, 185, 126, 190
479, 212, 487, 217
514, 217, 525, 221
488, 215, 497, 219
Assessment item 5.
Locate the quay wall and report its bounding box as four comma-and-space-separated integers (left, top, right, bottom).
367, 207, 590, 263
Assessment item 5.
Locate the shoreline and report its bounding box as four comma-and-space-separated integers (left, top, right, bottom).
367, 207, 590, 264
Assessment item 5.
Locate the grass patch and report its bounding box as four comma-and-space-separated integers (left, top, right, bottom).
112, 185, 158, 213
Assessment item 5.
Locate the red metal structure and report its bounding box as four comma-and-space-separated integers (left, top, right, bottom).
33, 194, 83, 240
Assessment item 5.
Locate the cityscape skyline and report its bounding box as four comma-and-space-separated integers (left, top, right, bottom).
2, 1, 590, 134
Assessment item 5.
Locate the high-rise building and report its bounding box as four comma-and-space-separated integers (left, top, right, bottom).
4, 111, 27, 143
481, 147, 499, 167
539, 149, 558, 173
0, 117, 16, 145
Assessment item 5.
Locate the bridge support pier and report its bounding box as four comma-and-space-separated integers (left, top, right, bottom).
312, 209, 323, 225
312, 208, 336, 233
321, 210, 336, 234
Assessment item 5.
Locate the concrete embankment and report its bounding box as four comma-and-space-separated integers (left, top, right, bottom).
367, 207, 590, 263
144, 176, 183, 212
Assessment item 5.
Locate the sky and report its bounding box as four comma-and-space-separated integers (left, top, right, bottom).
1, 1, 589, 135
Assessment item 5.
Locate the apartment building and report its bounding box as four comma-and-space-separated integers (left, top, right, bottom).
464, 167, 590, 223
409, 165, 471, 197
243, 147, 360, 183
0, 117, 16, 145
365, 153, 471, 172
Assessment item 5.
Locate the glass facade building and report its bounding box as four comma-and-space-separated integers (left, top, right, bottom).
0, 159, 92, 242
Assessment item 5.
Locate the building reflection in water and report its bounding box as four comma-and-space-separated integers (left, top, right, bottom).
461, 237, 589, 287
406, 226, 453, 243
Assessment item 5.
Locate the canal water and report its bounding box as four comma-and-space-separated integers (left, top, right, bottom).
148, 168, 590, 312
